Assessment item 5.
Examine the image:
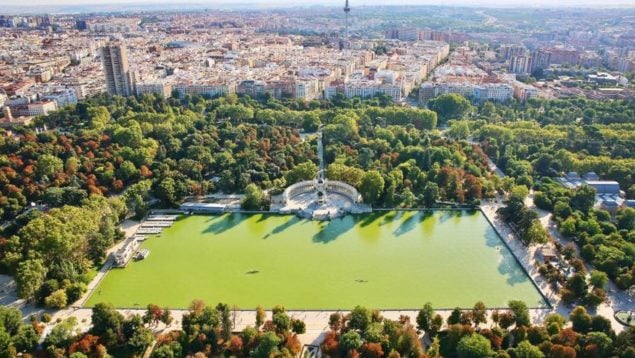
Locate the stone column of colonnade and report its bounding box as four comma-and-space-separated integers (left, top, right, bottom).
317, 127, 325, 181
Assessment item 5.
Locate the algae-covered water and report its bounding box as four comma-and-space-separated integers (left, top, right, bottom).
86, 210, 546, 309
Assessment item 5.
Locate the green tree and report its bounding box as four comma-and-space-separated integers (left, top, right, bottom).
253, 331, 281, 358
416, 302, 435, 332
447, 120, 471, 140
523, 221, 549, 245
128, 326, 154, 352
117, 160, 138, 182
340, 331, 363, 354
272, 311, 291, 334
359, 170, 385, 205
589, 270, 608, 289
456, 334, 493, 358
241, 183, 266, 210
422, 182, 439, 207
291, 319, 306, 335
0, 327, 11, 357
91, 302, 125, 340
45, 317, 78, 349
472, 301, 487, 327
44, 289, 68, 309
447, 308, 462, 325
513, 340, 544, 358
428, 93, 473, 124
569, 306, 591, 333
256, 305, 266, 330
12, 324, 39, 353
284, 162, 318, 184
15, 259, 47, 301
349, 306, 372, 331
509, 300, 530, 327
617, 208, 635, 231
571, 185, 596, 214
36, 154, 63, 179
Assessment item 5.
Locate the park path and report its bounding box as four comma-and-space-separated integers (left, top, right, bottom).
37, 220, 142, 340
524, 192, 630, 332
481, 149, 629, 333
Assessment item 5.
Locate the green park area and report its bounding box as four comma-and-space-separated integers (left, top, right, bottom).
86, 210, 547, 310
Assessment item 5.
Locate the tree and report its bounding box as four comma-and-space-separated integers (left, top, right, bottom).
284, 162, 318, 185
566, 273, 588, 299
422, 182, 439, 207
456, 334, 493, 358
0, 326, 12, 357
513, 340, 544, 358
544, 313, 566, 334
583, 332, 613, 357
589, 270, 608, 289
499, 312, 516, 330
340, 331, 362, 354
569, 306, 592, 333
144, 304, 164, 326
428, 93, 473, 124
91, 302, 124, 340
549, 344, 577, 358
430, 314, 444, 336
571, 185, 596, 214
416, 302, 435, 332
36, 154, 63, 179
349, 306, 372, 331
128, 327, 154, 352
291, 319, 306, 335
302, 112, 321, 132
398, 324, 424, 357
241, 183, 266, 210
44, 289, 68, 308
12, 324, 39, 353
523, 221, 549, 245
329, 313, 343, 332
447, 308, 462, 325
472, 301, 487, 327
364, 342, 384, 358
253, 331, 281, 358
447, 120, 470, 140
256, 305, 266, 330
155, 177, 178, 205
359, 171, 385, 205
15, 259, 47, 301
326, 163, 365, 187
427, 336, 441, 357
617, 207, 635, 231
45, 317, 78, 349
509, 300, 531, 327
117, 160, 138, 182
272, 311, 291, 334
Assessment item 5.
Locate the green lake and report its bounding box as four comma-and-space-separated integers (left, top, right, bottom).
86, 210, 547, 310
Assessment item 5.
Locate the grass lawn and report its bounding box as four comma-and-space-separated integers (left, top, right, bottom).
85, 210, 547, 310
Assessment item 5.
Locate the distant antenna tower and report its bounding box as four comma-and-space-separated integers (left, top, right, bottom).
344, 0, 350, 48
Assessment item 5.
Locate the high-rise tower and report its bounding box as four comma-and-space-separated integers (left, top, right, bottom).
343, 0, 350, 49
102, 42, 135, 96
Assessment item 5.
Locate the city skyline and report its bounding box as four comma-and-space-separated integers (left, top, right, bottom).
1, 0, 635, 10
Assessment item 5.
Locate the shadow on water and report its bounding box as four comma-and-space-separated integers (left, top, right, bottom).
438, 209, 466, 224
265, 216, 301, 238
380, 211, 398, 226
312, 217, 356, 244
202, 213, 249, 235
485, 226, 530, 286
393, 212, 418, 237
358, 211, 389, 227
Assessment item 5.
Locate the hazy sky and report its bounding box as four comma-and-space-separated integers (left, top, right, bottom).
0, 0, 633, 8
